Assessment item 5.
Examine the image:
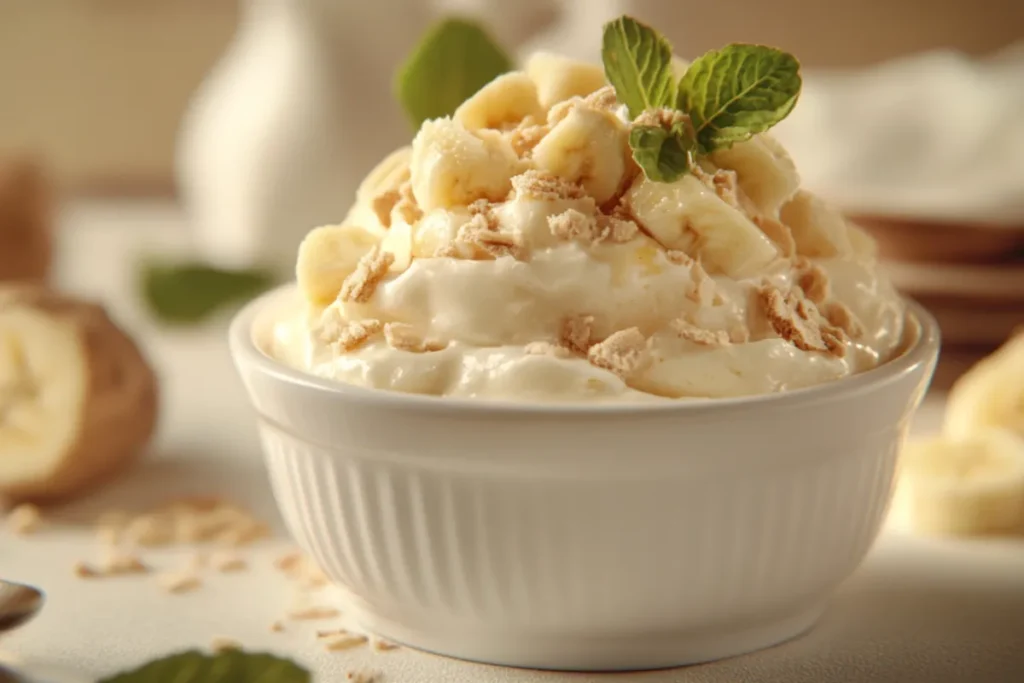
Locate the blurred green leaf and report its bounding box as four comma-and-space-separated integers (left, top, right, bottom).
395, 17, 513, 128
96, 649, 310, 683
140, 261, 276, 325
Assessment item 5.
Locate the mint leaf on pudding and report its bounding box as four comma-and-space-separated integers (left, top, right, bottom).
629, 115, 697, 183
97, 649, 310, 683
396, 18, 513, 128
678, 44, 801, 152
601, 16, 677, 119
140, 261, 276, 325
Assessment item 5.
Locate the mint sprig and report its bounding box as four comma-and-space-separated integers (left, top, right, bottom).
98, 649, 310, 683
600, 17, 802, 182
140, 260, 277, 325
395, 18, 513, 128
680, 44, 801, 152
601, 17, 676, 119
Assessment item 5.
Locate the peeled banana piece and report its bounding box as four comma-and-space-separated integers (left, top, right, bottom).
0, 285, 157, 503
296, 223, 382, 305
780, 190, 856, 258
710, 134, 800, 217
454, 72, 545, 131
896, 429, 1024, 536
525, 52, 607, 110
626, 174, 779, 277
945, 331, 1024, 439
533, 105, 629, 204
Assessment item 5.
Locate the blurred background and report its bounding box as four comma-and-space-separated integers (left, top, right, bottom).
1, 0, 1021, 388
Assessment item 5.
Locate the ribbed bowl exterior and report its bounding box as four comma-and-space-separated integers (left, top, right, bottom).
230, 286, 940, 670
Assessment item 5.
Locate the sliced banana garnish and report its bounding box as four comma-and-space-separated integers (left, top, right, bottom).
945, 331, 1024, 439
525, 52, 607, 111
626, 174, 779, 277
296, 224, 382, 305
896, 429, 1024, 536
0, 286, 157, 502
710, 134, 800, 217
454, 72, 545, 131
533, 105, 629, 204
410, 118, 523, 212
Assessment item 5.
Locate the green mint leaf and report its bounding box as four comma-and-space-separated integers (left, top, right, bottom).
678, 43, 801, 152
395, 18, 513, 128
140, 261, 276, 325
601, 16, 677, 119
629, 119, 696, 183
97, 649, 310, 683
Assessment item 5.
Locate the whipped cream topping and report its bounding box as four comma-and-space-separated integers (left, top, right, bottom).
271, 55, 907, 402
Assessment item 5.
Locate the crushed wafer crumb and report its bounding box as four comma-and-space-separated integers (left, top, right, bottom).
102, 552, 150, 576
509, 122, 549, 157
665, 249, 693, 266
671, 319, 731, 347
634, 108, 690, 131
693, 166, 740, 208
561, 314, 595, 355
211, 637, 242, 653
455, 214, 524, 260
211, 552, 247, 573
548, 209, 597, 241
372, 638, 400, 652
6, 503, 41, 535
274, 551, 303, 574
796, 260, 830, 304
324, 634, 368, 652
158, 572, 201, 594
394, 181, 422, 225
346, 672, 377, 683
754, 216, 796, 258
823, 301, 865, 339
383, 322, 447, 353
288, 606, 340, 621
595, 215, 639, 243
729, 325, 751, 344
372, 190, 401, 228
124, 513, 174, 547
316, 628, 349, 639
73, 561, 99, 579
511, 169, 586, 202
687, 260, 716, 305
584, 85, 619, 111
339, 247, 395, 303
524, 341, 574, 359
325, 318, 383, 352
587, 328, 649, 378
758, 285, 846, 358
270, 620, 285, 633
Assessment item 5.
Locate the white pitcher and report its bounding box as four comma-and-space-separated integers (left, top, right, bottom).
176, 0, 431, 275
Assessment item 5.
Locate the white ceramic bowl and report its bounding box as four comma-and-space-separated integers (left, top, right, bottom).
229, 285, 940, 672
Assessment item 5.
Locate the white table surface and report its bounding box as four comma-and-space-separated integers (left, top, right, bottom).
3, 200, 1024, 683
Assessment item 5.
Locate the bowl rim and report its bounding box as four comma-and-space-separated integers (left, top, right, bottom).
229, 283, 941, 417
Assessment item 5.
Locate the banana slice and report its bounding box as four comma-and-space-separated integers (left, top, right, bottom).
896, 429, 1024, 536
0, 286, 157, 503
945, 331, 1024, 439
525, 52, 606, 111
779, 190, 857, 258
296, 223, 382, 305
532, 105, 629, 204
454, 72, 545, 131
380, 221, 413, 273
710, 134, 800, 217
410, 118, 523, 212
626, 174, 779, 277
355, 146, 412, 205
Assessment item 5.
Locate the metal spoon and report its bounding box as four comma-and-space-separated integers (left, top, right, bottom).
0, 580, 43, 633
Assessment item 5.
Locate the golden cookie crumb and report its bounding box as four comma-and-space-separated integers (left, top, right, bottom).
795, 259, 830, 304
823, 301, 865, 339
634, 108, 690, 130
73, 561, 99, 579
102, 552, 150, 576
595, 215, 639, 243
158, 572, 201, 594
548, 209, 597, 241
211, 552, 247, 573
665, 250, 693, 266
587, 328, 649, 378
339, 247, 395, 303
754, 216, 796, 257
346, 671, 378, 683
270, 620, 286, 633
274, 551, 304, 574
584, 85, 619, 111
693, 165, 740, 209
7, 503, 41, 535
455, 214, 524, 260
287, 606, 340, 621
383, 323, 447, 353
671, 319, 731, 347
372, 190, 401, 228
561, 314, 595, 355
394, 181, 423, 225
758, 285, 846, 358
324, 634, 368, 652
509, 122, 549, 157
511, 169, 586, 202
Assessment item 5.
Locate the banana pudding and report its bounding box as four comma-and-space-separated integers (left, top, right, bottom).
272, 26, 906, 401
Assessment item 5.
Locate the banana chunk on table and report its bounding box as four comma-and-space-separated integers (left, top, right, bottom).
0, 285, 158, 503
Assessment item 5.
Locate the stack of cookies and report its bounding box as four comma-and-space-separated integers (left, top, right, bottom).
852, 214, 1024, 389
